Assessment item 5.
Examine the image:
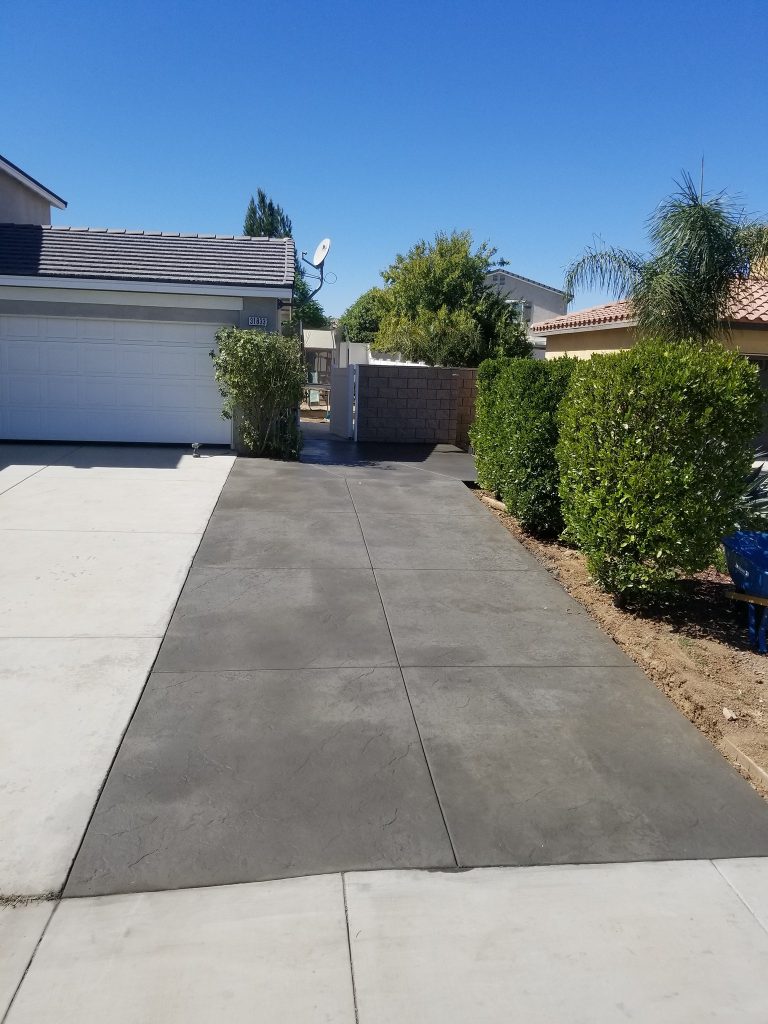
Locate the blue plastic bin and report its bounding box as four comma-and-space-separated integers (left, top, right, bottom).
722, 531, 768, 598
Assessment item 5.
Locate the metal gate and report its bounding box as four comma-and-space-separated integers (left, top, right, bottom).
329, 365, 357, 440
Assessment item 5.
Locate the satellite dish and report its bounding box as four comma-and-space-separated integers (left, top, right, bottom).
312, 238, 331, 267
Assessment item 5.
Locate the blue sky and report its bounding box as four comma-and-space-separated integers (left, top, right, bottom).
3, 0, 767, 316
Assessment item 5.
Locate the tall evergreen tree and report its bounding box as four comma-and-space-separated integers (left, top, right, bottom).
242, 189, 328, 328
243, 188, 292, 237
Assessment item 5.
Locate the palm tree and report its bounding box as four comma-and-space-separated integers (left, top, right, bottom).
565, 173, 768, 343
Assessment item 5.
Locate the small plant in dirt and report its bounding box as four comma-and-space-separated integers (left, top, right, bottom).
556, 339, 762, 599
471, 356, 576, 535
211, 328, 305, 459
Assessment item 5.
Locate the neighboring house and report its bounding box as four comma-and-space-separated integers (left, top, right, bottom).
0, 157, 294, 445
530, 280, 768, 384
485, 269, 569, 358
0, 154, 67, 224
303, 328, 340, 385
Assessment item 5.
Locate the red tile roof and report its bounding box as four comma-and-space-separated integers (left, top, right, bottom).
531, 278, 768, 334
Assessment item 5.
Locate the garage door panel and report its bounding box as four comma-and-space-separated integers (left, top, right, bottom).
118, 345, 157, 375
45, 345, 80, 374
2, 316, 40, 339
6, 342, 41, 373
43, 318, 78, 341
46, 377, 79, 408
154, 382, 193, 409
78, 378, 118, 408
6, 407, 44, 437
81, 346, 118, 374
78, 320, 115, 341
154, 347, 197, 376
9, 375, 43, 407
116, 380, 155, 407
0, 317, 231, 444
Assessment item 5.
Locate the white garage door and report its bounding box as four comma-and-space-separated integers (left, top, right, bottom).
0, 314, 232, 444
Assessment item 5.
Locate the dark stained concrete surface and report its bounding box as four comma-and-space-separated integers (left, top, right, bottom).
66, 429, 768, 896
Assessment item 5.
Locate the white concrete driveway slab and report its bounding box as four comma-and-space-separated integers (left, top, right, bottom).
0, 444, 80, 496
0, 444, 233, 898
0, 639, 161, 894
6, 876, 355, 1024
0, 530, 202, 637
0, 902, 54, 1019
0, 475, 229, 534
345, 861, 768, 1024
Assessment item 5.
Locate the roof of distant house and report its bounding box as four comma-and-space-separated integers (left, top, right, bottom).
531, 278, 768, 333
486, 268, 567, 296
0, 224, 295, 289
0, 154, 67, 209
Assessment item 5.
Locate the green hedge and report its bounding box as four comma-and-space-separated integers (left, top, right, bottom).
471, 356, 576, 535
556, 339, 763, 597
471, 357, 513, 497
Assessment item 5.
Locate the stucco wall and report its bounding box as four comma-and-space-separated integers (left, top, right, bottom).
239, 296, 282, 332
542, 326, 768, 359
0, 170, 52, 224
356, 365, 477, 448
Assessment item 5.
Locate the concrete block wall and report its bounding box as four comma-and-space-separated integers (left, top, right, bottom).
356, 365, 477, 448
455, 368, 478, 450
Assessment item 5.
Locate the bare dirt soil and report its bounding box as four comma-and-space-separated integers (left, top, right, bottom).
476, 491, 768, 798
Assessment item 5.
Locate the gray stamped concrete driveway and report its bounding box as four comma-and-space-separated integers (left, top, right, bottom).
66, 456, 768, 897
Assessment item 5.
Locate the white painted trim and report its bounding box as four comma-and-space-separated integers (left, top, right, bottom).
0, 275, 291, 298
0, 159, 67, 209
531, 319, 637, 337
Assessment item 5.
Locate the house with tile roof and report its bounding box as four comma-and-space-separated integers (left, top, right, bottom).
485, 269, 569, 358
0, 155, 294, 444
531, 279, 768, 376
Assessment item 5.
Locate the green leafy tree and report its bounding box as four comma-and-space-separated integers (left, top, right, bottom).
339, 287, 389, 345
373, 231, 530, 366
242, 189, 328, 329
565, 173, 768, 343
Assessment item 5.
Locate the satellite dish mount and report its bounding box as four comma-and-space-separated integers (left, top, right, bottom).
300, 238, 332, 300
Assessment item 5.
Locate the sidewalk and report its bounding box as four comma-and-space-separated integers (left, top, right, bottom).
5, 860, 768, 1022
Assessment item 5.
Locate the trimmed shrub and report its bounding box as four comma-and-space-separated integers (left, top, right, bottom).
556, 339, 763, 597
211, 328, 305, 459
471, 357, 514, 497
471, 356, 576, 535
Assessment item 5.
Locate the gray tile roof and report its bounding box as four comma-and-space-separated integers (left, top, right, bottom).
0, 224, 295, 290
